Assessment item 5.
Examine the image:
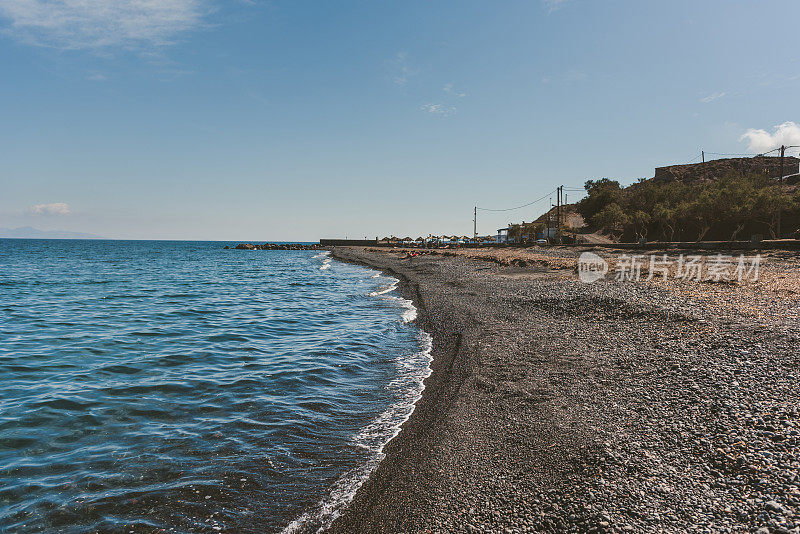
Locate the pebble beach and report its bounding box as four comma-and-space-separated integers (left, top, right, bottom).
327, 246, 800, 534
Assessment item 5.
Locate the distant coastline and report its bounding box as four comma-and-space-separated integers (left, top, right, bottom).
0, 227, 105, 239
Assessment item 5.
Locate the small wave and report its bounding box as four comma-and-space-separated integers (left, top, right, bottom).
368, 281, 398, 297
34, 397, 95, 411
316, 251, 332, 270
207, 334, 250, 343
315, 251, 332, 271
366, 277, 417, 324
281, 320, 432, 533
381, 295, 418, 323
400, 301, 417, 323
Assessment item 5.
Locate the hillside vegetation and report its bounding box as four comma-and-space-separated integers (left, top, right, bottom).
577, 174, 800, 242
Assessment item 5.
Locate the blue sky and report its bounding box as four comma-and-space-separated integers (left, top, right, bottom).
1, 0, 799, 240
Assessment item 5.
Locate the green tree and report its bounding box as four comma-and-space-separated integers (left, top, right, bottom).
715, 175, 757, 240
630, 210, 651, 240
653, 203, 677, 241
684, 189, 723, 241
753, 187, 797, 238
591, 203, 629, 233
578, 179, 622, 221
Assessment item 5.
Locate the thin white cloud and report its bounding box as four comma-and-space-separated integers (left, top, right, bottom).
701, 91, 726, 103
741, 121, 800, 155
387, 51, 417, 86
29, 202, 71, 216
443, 83, 466, 98
542, 0, 568, 13
0, 0, 207, 50
420, 103, 456, 116
87, 73, 107, 81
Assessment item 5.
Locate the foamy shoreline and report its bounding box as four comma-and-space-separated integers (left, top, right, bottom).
282, 257, 433, 533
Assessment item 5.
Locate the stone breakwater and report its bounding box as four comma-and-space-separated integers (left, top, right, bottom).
225, 243, 319, 250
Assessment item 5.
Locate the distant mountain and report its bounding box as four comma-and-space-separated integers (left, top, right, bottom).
0, 227, 106, 239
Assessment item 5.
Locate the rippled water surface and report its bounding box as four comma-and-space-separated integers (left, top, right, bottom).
0, 240, 430, 533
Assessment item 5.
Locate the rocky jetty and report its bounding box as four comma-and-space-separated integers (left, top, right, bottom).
225, 243, 319, 250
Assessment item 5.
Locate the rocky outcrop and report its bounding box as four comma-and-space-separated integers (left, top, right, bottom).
230, 243, 319, 250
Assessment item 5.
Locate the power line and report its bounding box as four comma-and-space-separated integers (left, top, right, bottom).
476, 189, 555, 212
675, 152, 702, 165
478, 146, 793, 218
681, 153, 702, 165
704, 148, 786, 157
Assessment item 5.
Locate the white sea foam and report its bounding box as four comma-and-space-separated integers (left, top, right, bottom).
316, 251, 332, 270
368, 280, 398, 297
281, 271, 432, 534
366, 277, 416, 323
281, 332, 432, 534
400, 300, 417, 323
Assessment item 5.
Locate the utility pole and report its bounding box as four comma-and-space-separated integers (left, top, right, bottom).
473, 206, 477, 240
560, 186, 564, 237
777, 145, 785, 238
780, 145, 785, 182
556, 186, 563, 242
555, 187, 559, 230
558, 187, 563, 225
702, 151, 705, 181
559, 186, 563, 226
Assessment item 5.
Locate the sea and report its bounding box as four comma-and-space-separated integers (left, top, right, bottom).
0, 239, 432, 533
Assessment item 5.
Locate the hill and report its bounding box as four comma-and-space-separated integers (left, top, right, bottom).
577, 156, 800, 242
654, 156, 800, 183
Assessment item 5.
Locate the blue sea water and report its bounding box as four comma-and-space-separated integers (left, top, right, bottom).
0, 239, 431, 533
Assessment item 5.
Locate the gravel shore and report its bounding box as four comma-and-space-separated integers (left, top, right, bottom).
325, 246, 799, 534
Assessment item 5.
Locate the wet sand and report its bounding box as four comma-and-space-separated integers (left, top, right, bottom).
326, 246, 800, 533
